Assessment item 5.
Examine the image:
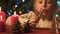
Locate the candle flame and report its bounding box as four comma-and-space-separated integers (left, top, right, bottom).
0, 6, 1, 12
0, 16, 2, 20
14, 11, 16, 16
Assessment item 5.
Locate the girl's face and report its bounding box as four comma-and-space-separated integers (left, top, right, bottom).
34, 0, 56, 17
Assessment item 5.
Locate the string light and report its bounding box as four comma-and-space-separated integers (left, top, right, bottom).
15, 5, 18, 8
10, 10, 13, 13
8, 12, 11, 16
16, 2, 19, 5
19, 11, 22, 14
22, 0, 25, 2
27, 9, 30, 12
55, 13, 59, 17
57, 1, 60, 7
7, 10, 12, 16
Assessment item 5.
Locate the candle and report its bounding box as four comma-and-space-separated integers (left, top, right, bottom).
11, 15, 19, 26
11, 11, 19, 25
0, 16, 2, 21
0, 6, 6, 31
14, 11, 16, 16
0, 12, 6, 21
0, 6, 1, 12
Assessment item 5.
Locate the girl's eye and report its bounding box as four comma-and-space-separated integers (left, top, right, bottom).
39, 2, 42, 4
47, 1, 52, 4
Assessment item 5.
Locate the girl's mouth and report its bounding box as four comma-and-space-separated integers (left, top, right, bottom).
40, 9, 47, 15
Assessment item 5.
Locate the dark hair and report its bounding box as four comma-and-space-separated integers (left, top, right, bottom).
29, 0, 57, 10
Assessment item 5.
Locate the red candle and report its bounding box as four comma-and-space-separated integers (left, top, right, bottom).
11, 15, 19, 26
0, 11, 6, 32
0, 11, 6, 22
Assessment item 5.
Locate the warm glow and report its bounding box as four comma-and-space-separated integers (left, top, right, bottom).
0, 16, 2, 20
14, 11, 16, 16
0, 6, 1, 12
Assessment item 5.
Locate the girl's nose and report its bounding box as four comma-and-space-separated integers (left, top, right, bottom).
42, 1, 47, 8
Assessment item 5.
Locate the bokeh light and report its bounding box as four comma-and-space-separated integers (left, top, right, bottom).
55, 13, 59, 17
15, 5, 18, 8
57, 1, 60, 7
22, 0, 25, 2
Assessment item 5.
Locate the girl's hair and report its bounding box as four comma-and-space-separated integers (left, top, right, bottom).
29, 0, 58, 11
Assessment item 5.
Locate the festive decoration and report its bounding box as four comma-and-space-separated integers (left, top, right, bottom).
0, 0, 60, 16
11, 11, 19, 26
26, 9, 30, 13
19, 11, 22, 15
16, 1, 19, 5
0, 6, 6, 32
12, 21, 22, 34
0, 12, 6, 21
57, 0, 60, 7
0, 6, 6, 22
15, 5, 18, 8
10, 10, 13, 13
24, 20, 31, 33
7, 9, 12, 16
22, 0, 25, 2
55, 13, 59, 18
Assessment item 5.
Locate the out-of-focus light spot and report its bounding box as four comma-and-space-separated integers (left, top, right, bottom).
14, 11, 16, 16
22, 0, 25, 2
10, 10, 12, 13
19, 11, 22, 14
55, 13, 59, 17
57, 1, 60, 7
58, 8, 60, 10
27, 9, 30, 12
8, 12, 11, 16
7, 10, 9, 13
7, 10, 11, 16
15, 5, 18, 8
16, 2, 19, 5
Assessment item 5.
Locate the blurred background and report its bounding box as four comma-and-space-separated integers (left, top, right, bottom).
0, 0, 60, 17
0, 0, 60, 34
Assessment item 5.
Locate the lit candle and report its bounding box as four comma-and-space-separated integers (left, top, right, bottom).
0, 6, 1, 12
0, 16, 2, 21
1, 16, 2, 20
0, 6, 6, 32
14, 11, 16, 16
11, 11, 19, 25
